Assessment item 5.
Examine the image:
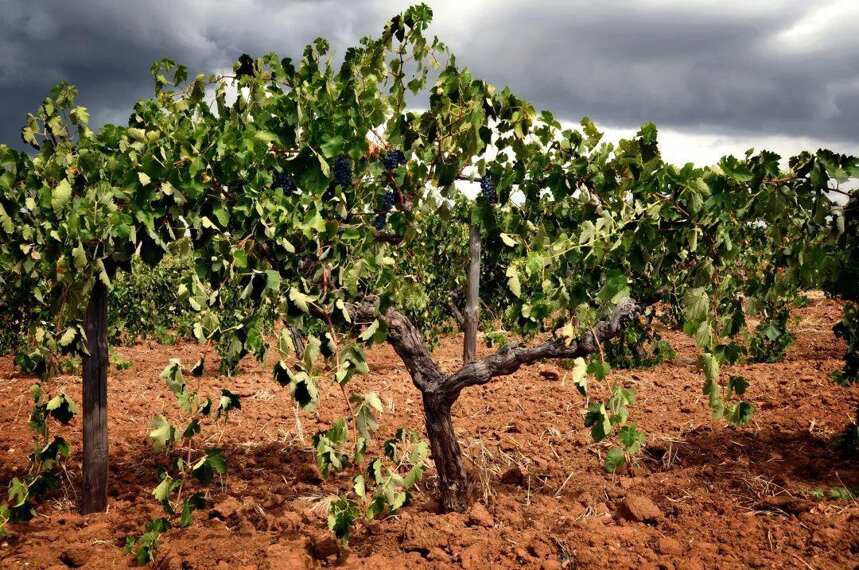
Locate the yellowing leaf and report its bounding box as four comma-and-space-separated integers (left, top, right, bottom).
51, 179, 72, 210
359, 319, 379, 341
0, 204, 13, 233
149, 415, 176, 451
58, 328, 77, 347
72, 242, 87, 270
506, 266, 521, 298
289, 288, 316, 313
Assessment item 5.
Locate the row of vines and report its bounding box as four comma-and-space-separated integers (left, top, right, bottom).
0, 3, 856, 562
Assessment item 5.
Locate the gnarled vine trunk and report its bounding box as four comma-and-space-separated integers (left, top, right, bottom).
353, 297, 640, 512
422, 392, 469, 512
81, 280, 109, 514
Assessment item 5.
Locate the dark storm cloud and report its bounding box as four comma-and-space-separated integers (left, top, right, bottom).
1, 0, 857, 152
0, 0, 380, 148
441, 1, 859, 144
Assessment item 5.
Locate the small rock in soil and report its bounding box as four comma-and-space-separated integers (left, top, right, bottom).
401, 523, 434, 552
621, 494, 663, 523
656, 536, 683, 555
311, 536, 340, 559
538, 369, 560, 381
760, 495, 812, 515
619, 477, 635, 489
295, 462, 322, 484
500, 465, 525, 486
467, 502, 494, 527
209, 496, 243, 520
427, 546, 448, 561
59, 546, 90, 568
460, 543, 487, 569
278, 511, 302, 533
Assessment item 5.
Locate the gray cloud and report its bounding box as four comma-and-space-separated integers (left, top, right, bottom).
1, 0, 857, 157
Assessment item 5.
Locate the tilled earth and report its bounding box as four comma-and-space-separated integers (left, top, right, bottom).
0, 295, 857, 569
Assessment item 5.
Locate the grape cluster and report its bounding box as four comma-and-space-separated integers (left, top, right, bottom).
480, 174, 497, 204
381, 190, 396, 210
382, 149, 407, 171
236, 54, 255, 78
374, 191, 397, 230
334, 156, 352, 188
274, 171, 297, 194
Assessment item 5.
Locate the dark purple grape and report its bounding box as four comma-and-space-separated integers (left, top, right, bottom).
382, 149, 406, 170
334, 156, 352, 188
236, 54, 255, 78
381, 191, 396, 212
374, 212, 388, 230
480, 174, 497, 204
373, 191, 398, 230
274, 171, 297, 194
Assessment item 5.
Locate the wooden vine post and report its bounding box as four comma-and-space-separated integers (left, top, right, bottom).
462, 223, 481, 364
81, 280, 109, 514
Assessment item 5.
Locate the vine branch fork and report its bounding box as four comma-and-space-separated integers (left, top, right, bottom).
351, 296, 640, 512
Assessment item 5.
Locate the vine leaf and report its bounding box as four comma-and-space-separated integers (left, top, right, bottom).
570, 357, 588, 396
351, 392, 384, 441
216, 389, 241, 419
46, 394, 77, 424
149, 415, 176, 452
51, 179, 72, 210
359, 320, 380, 341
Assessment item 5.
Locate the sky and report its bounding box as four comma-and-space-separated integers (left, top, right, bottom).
1, 0, 857, 165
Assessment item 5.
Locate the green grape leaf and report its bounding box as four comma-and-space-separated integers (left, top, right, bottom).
604, 447, 626, 473
351, 392, 383, 441
327, 496, 357, 542
179, 492, 206, 528
46, 393, 77, 424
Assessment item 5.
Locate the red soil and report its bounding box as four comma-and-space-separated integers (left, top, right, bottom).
0, 295, 857, 569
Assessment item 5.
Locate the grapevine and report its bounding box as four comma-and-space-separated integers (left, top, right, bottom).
0, 3, 856, 559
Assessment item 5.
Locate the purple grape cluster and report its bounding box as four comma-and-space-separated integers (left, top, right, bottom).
381, 191, 396, 210
374, 191, 397, 230
236, 54, 255, 78
382, 149, 407, 170
480, 174, 497, 204
334, 156, 352, 187
274, 171, 297, 194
